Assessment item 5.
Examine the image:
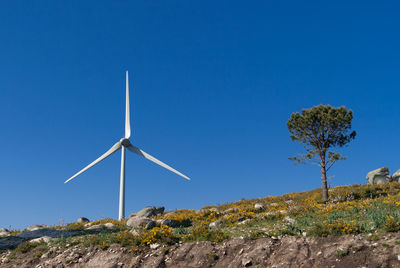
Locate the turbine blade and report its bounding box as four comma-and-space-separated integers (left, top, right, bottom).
126, 144, 191, 181
125, 71, 131, 139
64, 141, 122, 184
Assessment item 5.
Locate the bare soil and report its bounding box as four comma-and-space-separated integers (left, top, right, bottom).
2, 233, 400, 268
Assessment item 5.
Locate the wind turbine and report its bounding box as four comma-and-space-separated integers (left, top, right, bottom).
65, 71, 191, 220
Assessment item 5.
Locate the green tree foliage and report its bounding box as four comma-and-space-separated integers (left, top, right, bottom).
287, 105, 356, 201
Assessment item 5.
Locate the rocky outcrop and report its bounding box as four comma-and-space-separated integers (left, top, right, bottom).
392, 169, 400, 182
136, 206, 165, 217
77, 217, 90, 223
126, 216, 156, 230
366, 167, 392, 184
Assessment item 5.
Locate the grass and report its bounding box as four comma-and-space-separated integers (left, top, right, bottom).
6, 182, 400, 255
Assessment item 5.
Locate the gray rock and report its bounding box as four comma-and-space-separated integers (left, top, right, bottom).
254, 203, 265, 210
209, 220, 222, 228
29, 236, 53, 243
0, 228, 9, 237
0, 236, 26, 250
77, 217, 90, 223
136, 206, 165, 217
392, 169, 400, 182
126, 216, 156, 230
86, 224, 103, 230
27, 224, 49, 231
0, 228, 9, 232
103, 223, 115, 229
18, 228, 73, 240
237, 219, 251, 225
366, 167, 392, 184
223, 207, 239, 214
284, 216, 296, 224
161, 219, 179, 228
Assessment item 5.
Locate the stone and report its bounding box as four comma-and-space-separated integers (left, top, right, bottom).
29, 236, 53, 243
224, 207, 239, 214
77, 217, 90, 223
104, 223, 115, 229
150, 243, 160, 249
27, 224, 49, 231
126, 216, 156, 230
284, 216, 296, 224
209, 220, 222, 228
160, 219, 179, 228
366, 167, 392, 184
0, 236, 26, 250
136, 206, 165, 217
254, 203, 265, 210
242, 258, 253, 267
86, 224, 103, 230
392, 169, 400, 182
0, 228, 9, 237
238, 219, 251, 225
18, 228, 73, 240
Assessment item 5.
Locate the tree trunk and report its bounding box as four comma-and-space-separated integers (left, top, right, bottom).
320, 152, 329, 201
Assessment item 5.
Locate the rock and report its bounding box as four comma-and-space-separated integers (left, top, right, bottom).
224, 207, 239, 214
392, 169, 400, 182
284, 216, 296, 224
238, 219, 251, 225
136, 206, 165, 217
126, 216, 156, 230
29, 236, 53, 243
18, 228, 73, 240
150, 243, 160, 249
104, 223, 115, 229
86, 224, 103, 230
161, 219, 179, 228
366, 167, 392, 184
0, 228, 9, 237
242, 258, 253, 267
209, 220, 222, 228
285, 200, 294, 205
27, 224, 49, 231
0, 236, 26, 250
254, 203, 265, 210
77, 217, 90, 223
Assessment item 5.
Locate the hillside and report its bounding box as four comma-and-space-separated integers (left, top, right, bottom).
2, 183, 400, 267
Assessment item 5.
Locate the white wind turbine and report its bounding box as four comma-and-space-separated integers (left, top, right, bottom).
65, 71, 191, 220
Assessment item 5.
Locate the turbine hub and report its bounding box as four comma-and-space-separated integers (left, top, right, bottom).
120, 138, 131, 147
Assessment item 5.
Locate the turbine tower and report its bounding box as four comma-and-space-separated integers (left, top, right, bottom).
65, 71, 191, 220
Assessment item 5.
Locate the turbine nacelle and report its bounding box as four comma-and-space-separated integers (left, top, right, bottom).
120, 138, 131, 147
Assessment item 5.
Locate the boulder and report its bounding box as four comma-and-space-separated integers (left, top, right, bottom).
86, 224, 103, 230
27, 224, 49, 231
209, 220, 222, 228
18, 228, 73, 240
223, 207, 239, 214
161, 219, 179, 228
392, 169, 400, 182
366, 167, 392, 184
77, 217, 90, 223
103, 223, 115, 229
0, 236, 26, 250
0, 228, 9, 237
126, 216, 156, 230
29, 236, 53, 243
254, 203, 265, 210
136, 206, 165, 217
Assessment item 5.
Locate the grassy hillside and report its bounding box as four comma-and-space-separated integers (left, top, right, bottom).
5, 182, 400, 257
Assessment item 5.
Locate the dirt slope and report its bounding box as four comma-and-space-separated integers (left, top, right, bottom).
2, 233, 400, 268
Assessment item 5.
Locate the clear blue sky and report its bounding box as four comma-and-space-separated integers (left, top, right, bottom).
1, 1, 400, 229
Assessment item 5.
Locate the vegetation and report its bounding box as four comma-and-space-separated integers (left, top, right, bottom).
6, 182, 400, 256
287, 105, 356, 201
